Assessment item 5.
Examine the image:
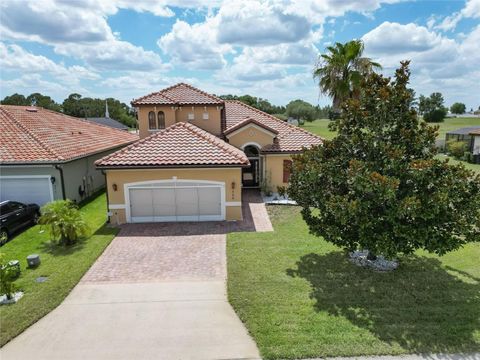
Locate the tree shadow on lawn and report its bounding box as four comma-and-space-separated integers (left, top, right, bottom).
39, 225, 117, 256
286, 252, 480, 354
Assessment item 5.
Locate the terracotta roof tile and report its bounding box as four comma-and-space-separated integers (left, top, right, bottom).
132, 83, 224, 106
223, 116, 279, 136
0, 105, 138, 164
96, 122, 249, 168
224, 100, 323, 153
470, 129, 480, 135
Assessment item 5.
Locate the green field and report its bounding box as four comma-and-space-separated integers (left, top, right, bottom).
227, 206, 480, 359
0, 193, 117, 346
301, 117, 480, 140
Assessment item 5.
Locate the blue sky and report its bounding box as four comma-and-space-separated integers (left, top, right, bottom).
1, 0, 479, 109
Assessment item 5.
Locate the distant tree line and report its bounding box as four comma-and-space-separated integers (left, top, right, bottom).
1, 92, 137, 127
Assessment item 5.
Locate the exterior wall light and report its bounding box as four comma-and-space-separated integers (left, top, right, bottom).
50, 176, 56, 184
112, 183, 118, 191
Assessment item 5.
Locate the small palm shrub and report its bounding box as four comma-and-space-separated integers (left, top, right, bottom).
39, 200, 89, 246
0, 254, 17, 300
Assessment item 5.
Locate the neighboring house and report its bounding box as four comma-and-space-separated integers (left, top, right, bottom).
470, 128, 480, 163
85, 117, 129, 131
96, 83, 322, 224
0, 105, 138, 206
445, 126, 480, 151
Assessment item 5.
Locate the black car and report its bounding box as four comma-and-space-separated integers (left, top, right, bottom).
0, 200, 40, 245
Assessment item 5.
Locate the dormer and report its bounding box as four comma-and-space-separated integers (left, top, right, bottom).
224, 117, 279, 149
131, 83, 225, 139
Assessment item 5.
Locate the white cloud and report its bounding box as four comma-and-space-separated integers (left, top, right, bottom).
0, 42, 99, 83
157, 18, 230, 70
363, 22, 480, 108
435, 0, 480, 31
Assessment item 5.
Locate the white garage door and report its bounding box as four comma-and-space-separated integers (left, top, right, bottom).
0, 176, 53, 206
127, 180, 224, 223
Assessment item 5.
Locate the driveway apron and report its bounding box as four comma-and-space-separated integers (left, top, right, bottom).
1, 221, 262, 360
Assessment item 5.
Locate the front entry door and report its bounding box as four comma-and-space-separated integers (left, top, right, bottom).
242, 158, 259, 187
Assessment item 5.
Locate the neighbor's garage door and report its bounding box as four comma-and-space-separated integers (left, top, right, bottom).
0, 176, 53, 206
128, 181, 224, 222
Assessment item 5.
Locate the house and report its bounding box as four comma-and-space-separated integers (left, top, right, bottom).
445, 126, 480, 145
85, 117, 129, 131
0, 105, 138, 206
469, 128, 480, 163
96, 83, 322, 224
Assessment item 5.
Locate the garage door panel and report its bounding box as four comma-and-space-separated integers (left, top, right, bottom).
175, 188, 198, 218
130, 189, 153, 222
0, 177, 52, 206
153, 188, 176, 221
198, 187, 222, 216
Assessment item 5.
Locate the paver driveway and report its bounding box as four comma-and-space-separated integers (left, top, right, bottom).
1, 220, 262, 360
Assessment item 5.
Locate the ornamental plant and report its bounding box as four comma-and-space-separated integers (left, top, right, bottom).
0, 254, 17, 300
39, 200, 89, 246
288, 61, 480, 260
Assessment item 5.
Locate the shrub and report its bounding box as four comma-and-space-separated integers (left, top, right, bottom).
423, 108, 447, 123
0, 254, 17, 300
277, 186, 287, 198
446, 140, 467, 159
39, 200, 89, 246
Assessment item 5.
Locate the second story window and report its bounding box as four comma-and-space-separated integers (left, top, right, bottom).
148, 111, 156, 130
203, 112, 209, 120
157, 111, 165, 129
188, 113, 195, 121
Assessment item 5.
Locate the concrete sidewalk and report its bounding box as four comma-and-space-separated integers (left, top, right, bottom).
0, 281, 260, 360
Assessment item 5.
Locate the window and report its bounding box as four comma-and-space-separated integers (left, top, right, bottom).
244, 145, 259, 158
157, 111, 165, 129
148, 111, 156, 130
283, 160, 293, 183
188, 113, 195, 120
202, 112, 209, 120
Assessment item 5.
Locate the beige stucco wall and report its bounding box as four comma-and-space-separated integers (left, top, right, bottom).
264, 154, 292, 192
105, 167, 242, 223
137, 105, 222, 139
227, 125, 275, 149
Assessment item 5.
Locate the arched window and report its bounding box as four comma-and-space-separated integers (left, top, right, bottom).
157, 111, 165, 129
148, 111, 156, 130
244, 145, 259, 158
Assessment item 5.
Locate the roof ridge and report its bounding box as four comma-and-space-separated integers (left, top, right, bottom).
0, 106, 64, 161
226, 100, 323, 141
131, 83, 224, 105
177, 83, 224, 103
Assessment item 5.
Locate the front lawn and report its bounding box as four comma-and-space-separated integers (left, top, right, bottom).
227, 206, 480, 359
0, 193, 117, 347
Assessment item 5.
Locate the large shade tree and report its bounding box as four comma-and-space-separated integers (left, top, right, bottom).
289, 62, 480, 260
314, 40, 381, 113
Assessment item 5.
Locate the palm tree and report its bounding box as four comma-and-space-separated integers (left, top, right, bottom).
314, 40, 381, 112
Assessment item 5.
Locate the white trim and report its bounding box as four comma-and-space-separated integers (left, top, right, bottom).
226, 201, 241, 206
124, 179, 226, 223
0, 175, 54, 203
105, 167, 242, 172
109, 204, 126, 209
226, 123, 277, 138
263, 153, 295, 157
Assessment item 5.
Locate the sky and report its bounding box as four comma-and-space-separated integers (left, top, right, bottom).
0, 0, 479, 109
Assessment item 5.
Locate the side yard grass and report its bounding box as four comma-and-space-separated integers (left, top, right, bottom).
227, 206, 480, 359
0, 192, 117, 347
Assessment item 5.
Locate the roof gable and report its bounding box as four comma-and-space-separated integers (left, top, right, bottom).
132, 83, 224, 106
224, 117, 279, 137
96, 122, 249, 168
0, 105, 138, 164
224, 101, 323, 153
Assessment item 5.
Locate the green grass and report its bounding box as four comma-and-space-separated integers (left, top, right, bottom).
227, 206, 480, 359
0, 193, 118, 347
301, 117, 480, 140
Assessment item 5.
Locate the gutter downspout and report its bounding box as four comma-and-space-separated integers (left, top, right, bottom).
54, 164, 66, 200
101, 170, 110, 224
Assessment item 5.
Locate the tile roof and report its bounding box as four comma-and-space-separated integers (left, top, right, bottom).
469, 128, 480, 135
86, 117, 129, 130
224, 100, 323, 153
96, 122, 250, 168
0, 105, 138, 164
131, 83, 224, 106
223, 116, 279, 136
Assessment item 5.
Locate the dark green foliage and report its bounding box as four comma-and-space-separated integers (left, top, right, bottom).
288, 62, 480, 259
446, 140, 468, 159
1, 92, 61, 111
419, 92, 447, 122
0, 93, 29, 106
286, 99, 317, 122
62, 94, 136, 127
450, 102, 466, 114
219, 94, 285, 114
